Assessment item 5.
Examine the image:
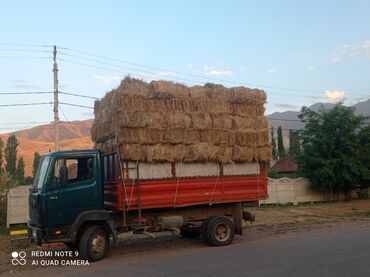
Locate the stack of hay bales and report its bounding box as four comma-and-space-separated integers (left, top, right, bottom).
92, 77, 271, 163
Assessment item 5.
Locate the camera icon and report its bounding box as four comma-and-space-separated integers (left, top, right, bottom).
11, 251, 27, 266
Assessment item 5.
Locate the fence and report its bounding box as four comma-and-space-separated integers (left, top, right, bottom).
6, 186, 29, 228
259, 177, 324, 205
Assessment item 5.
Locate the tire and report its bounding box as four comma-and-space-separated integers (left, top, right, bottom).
203, 216, 235, 246
180, 227, 201, 238
79, 225, 109, 262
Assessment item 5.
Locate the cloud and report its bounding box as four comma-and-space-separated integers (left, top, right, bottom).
94, 75, 120, 84
204, 70, 232, 76
267, 69, 278, 73
325, 90, 345, 102
330, 40, 370, 63
307, 66, 316, 71
157, 71, 176, 77
202, 65, 233, 76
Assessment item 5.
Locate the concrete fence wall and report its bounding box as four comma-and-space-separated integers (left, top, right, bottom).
6, 186, 29, 227
259, 177, 324, 205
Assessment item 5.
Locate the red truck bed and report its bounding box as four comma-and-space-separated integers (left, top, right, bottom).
104, 160, 268, 211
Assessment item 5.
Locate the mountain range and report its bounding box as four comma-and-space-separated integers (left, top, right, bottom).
268, 99, 370, 131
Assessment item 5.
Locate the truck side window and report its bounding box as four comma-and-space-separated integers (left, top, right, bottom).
52, 157, 94, 186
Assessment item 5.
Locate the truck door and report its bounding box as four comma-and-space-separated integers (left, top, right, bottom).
46, 155, 101, 227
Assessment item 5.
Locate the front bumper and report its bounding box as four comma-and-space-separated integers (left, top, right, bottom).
27, 223, 43, 246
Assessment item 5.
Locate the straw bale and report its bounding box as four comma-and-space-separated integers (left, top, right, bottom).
150, 80, 190, 99
164, 129, 200, 144
191, 113, 212, 130
231, 87, 266, 104
233, 116, 255, 129
113, 111, 148, 128
118, 77, 151, 97
211, 113, 233, 129
92, 77, 271, 162
255, 145, 272, 161
235, 130, 257, 146
118, 128, 164, 145
200, 130, 235, 145
120, 143, 148, 161
147, 144, 191, 162
232, 146, 255, 162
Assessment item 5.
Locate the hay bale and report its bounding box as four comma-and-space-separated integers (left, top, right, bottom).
92, 77, 271, 162
200, 129, 235, 145
192, 113, 212, 130
211, 113, 233, 129
232, 146, 255, 162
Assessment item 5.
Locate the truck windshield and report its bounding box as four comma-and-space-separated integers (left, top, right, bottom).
33, 156, 50, 190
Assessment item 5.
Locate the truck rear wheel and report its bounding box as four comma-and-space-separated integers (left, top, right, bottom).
203, 216, 235, 246
79, 225, 109, 262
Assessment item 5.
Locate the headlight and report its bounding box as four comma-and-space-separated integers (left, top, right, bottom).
32, 229, 37, 240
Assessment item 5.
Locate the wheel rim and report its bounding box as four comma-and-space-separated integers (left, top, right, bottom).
91, 234, 106, 254
214, 223, 230, 242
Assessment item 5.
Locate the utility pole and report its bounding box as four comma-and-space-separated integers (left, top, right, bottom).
53, 45, 59, 151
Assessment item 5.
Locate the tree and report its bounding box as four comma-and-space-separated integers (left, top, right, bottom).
15, 157, 25, 185
0, 137, 3, 175
288, 130, 301, 157
5, 135, 19, 177
298, 104, 368, 198
32, 152, 41, 177
277, 126, 285, 158
357, 124, 370, 191
271, 127, 277, 160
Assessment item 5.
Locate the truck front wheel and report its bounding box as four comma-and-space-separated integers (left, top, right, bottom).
79, 225, 109, 262
203, 216, 235, 246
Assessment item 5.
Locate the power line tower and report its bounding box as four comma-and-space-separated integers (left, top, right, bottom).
53, 45, 59, 151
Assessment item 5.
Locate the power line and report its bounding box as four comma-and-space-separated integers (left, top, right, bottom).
0, 102, 53, 107
59, 104, 90, 147
59, 91, 100, 100
0, 91, 52, 95
0, 49, 52, 53
0, 55, 51, 59
0, 121, 50, 125
59, 102, 94, 109
0, 43, 53, 47
57, 57, 204, 86
58, 45, 369, 97
57, 54, 368, 100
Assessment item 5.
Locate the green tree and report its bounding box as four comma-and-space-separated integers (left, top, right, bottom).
0, 137, 3, 175
271, 127, 277, 160
298, 104, 368, 198
358, 124, 370, 190
15, 156, 25, 185
5, 135, 19, 177
0, 172, 13, 226
277, 126, 285, 158
32, 152, 41, 177
288, 130, 301, 157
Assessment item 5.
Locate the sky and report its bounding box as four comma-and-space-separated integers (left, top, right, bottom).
0, 0, 369, 133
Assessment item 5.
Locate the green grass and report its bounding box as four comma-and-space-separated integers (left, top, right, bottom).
0, 223, 28, 235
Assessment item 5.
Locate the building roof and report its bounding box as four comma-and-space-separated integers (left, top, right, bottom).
270, 156, 298, 173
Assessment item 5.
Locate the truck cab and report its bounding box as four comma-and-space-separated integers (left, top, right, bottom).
28, 149, 117, 261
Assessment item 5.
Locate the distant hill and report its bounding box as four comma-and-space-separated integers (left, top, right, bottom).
0, 120, 93, 177
268, 99, 370, 148
268, 99, 370, 133
13, 119, 93, 142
